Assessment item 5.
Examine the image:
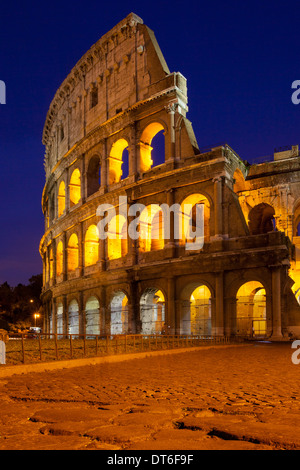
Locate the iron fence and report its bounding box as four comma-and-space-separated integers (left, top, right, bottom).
4, 333, 235, 366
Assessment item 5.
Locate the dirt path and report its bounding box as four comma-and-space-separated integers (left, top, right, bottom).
0, 343, 299, 450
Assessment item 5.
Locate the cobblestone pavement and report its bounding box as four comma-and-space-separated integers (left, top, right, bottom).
0, 343, 299, 450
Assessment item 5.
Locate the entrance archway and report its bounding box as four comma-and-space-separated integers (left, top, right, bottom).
85, 296, 100, 335
181, 284, 212, 335
110, 291, 129, 335
68, 299, 79, 336
236, 281, 266, 337
140, 288, 165, 334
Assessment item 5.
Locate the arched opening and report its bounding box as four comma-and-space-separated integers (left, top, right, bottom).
236, 281, 266, 337
181, 284, 212, 335
139, 204, 164, 252
87, 156, 101, 197
84, 225, 99, 266
108, 138, 129, 184
56, 241, 63, 277
67, 233, 79, 272
110, 291, 129, 335
68, 299, 79, 336
69, 169, 81, 207
297, 222, 300, 237
180, 194, 210, 248
248, 203, 276, 235
140, 288, 165, 334
57, 303, 63, 336
58, 181, 66, 217
85, 296, 100, 336
140, 122, 165, 172
107, 214, 128, 260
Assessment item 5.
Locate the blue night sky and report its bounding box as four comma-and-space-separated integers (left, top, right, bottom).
0, 0, 299, 286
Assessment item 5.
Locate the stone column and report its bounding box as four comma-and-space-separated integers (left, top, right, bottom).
78, 222, 84, 277
165, 103, 177, 161
101, 139, 108, 191
167, 277, 176, 335
165, 189, 176, 251
128, 281, 140, 334
213, 272, 224, 336
213, 176, 223, 239
271, 266, 283, 339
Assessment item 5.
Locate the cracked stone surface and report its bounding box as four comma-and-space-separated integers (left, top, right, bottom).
0, 343, 299, 450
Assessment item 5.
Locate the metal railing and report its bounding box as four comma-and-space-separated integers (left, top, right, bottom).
5, 333, 235, 366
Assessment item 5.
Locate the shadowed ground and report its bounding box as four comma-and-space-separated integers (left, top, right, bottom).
0, 343, 299, 450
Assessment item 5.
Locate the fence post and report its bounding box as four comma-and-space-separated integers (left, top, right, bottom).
21, 334, 25, 364
54, 334, 59, 359
83, 334, 86, 357
38, 334, 43, 361
96, 336, 98, 356
70, 334, 73, 358
106, 335, 109, 354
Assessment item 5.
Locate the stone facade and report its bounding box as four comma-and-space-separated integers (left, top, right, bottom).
40, 13, 300, 340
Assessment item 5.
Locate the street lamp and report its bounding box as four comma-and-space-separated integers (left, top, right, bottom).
34, 313, 40, 327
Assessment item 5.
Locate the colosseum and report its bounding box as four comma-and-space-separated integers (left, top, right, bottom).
40, 12, 300, 341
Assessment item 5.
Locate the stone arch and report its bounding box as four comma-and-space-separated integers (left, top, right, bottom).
139, 204, 164, 252
236, 281, 267, 337
85, 296, 100, 335
110, 290, 129, 335
140, 287, 165, 334
56, 241, 63, 277
56, 302, 63, 336
87, 155, 101, 197
179, 193, 210, 246
69, 168, 81, 207
108, 138, 129, 184
67, 233, 79, 272
107, 214, 128, 260
139, 121, 166, 172
179, 281, 213, 335
248, 203, 276, 235
68, 299, 79, 335
58, 180, 66, 217
84, 224, 99, 266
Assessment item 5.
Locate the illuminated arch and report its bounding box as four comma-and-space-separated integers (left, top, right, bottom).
110, 291, 129, 335
108, 138, 129, 185
56, 241, 63, 277
84, 225, 99, 266
87, 155, 101, 197
107, 214, 127, 260
58, 181, 66, 217
180, 194, 210, 246
180, 284, 212, 335
139, 122, 165, 172
69, 168, 81, 207
68, 299, 79, 336
140, 288, 165, 334
49, 248, 54, 280
67, 233, 79, 272
56, 303, 63, 335
85, 296, 100, 335
139, 204, 164, 252
236, 281, 266, 337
